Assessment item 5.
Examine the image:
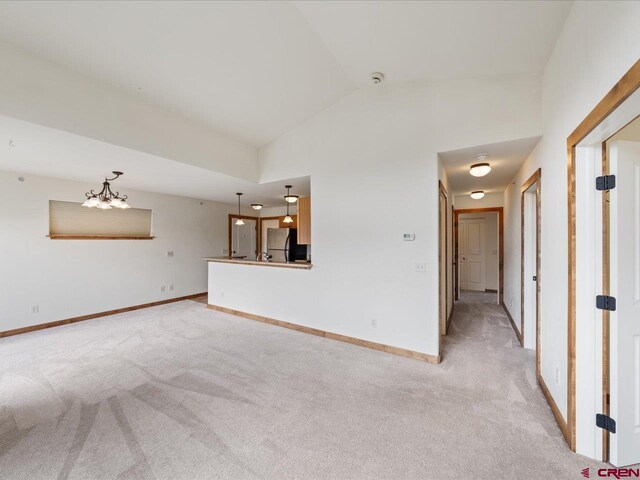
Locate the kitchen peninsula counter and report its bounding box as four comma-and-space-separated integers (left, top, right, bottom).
203, 257, 312, 270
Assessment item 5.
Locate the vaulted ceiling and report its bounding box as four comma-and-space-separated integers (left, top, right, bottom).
0, 1, 572, 148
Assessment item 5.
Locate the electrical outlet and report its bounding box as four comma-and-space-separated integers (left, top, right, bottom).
166, 251, 174, 257
160, 285, 166, 293
169, 284, 174, 291
222, 248, 229, 255
415, 263, 426, 273
31, 305, 39, 314
220, 291, 225, 298
371, 318, 377, 328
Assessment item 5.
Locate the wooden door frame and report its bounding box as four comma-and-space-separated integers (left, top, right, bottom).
520, 169, 541, 357
454, 207, 504, 305
452, 204, 456, 303
566, 59, 640, 453
438, 181, 449, 337
228, 214, 260, 257
601, 140, 611, 462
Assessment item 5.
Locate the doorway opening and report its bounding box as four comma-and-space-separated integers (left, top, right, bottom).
228, 214, 258, 258
521, 169, 541, 352
439, 181, 449, 337
454, 207, 503, 306
569, 60, 640, 464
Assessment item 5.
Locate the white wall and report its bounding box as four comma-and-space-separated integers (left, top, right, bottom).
502, 1, 640, 422
503, 179, 523, 324
0, 170, 246, 332
454, 192, 504, 209
207, 74, 542, 357
458, 212, 499, 291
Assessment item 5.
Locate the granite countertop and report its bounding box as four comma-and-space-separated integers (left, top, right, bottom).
202, 257, 312, 270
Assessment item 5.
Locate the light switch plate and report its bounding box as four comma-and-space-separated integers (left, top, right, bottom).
403, 233, 415, 241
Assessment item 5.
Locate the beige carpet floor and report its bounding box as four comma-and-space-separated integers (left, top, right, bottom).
0, 292, 605, 479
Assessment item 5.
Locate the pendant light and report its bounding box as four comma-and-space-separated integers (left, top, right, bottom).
235, 193, 245, 225
283, 185, 294, 224
470, 191, 485, 200
284, 185, 298, 204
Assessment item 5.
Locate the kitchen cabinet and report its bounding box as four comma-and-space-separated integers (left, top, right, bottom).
297, 196, 311, 245
278, 215, 297, 229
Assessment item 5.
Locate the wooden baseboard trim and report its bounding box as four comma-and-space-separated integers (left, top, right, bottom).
207, 304, 441, 364
538, 373, 570, 444
485, 289, 498, 293
0, 292, 208, 338
501, 301, 523, 346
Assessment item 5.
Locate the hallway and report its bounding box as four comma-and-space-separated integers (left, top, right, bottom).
441, 291, 604, 477
0, 294, 604, 479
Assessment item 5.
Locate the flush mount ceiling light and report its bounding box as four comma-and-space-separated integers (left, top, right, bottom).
283, 185, 294, 224
251, 203, 263, 210
470, 191, 485, 200
82, 171, 131, 210
284, 185, 298, 204
470, 154, 491, 177
235, 193, 245, 225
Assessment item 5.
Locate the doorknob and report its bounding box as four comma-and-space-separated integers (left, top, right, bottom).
533, 276, 537, 281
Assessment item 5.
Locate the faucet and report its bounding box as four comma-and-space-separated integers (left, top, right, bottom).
257, 251, 270, 262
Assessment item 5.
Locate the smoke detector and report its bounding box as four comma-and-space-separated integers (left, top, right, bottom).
371, 72, 385, 84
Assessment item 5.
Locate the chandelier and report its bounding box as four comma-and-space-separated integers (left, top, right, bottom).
82, 171, 131, 210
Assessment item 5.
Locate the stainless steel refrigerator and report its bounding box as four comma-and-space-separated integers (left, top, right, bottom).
267, 228, 295, 263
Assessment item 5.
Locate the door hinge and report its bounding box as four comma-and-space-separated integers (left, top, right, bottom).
596, 414, 616, 433
596, 295, 617, 311
596, 175, 616, 191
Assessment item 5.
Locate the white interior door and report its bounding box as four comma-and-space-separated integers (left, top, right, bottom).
459, 218, 486, 291
231, 218, 256, 257
609, 140, 640, 467
523, 188, 538, 350
459, 221, 468, 290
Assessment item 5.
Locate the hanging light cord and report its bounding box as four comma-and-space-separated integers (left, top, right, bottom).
286, 187, 291, 217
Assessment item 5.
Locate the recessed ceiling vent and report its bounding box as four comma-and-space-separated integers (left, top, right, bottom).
371, 72, 385, 84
